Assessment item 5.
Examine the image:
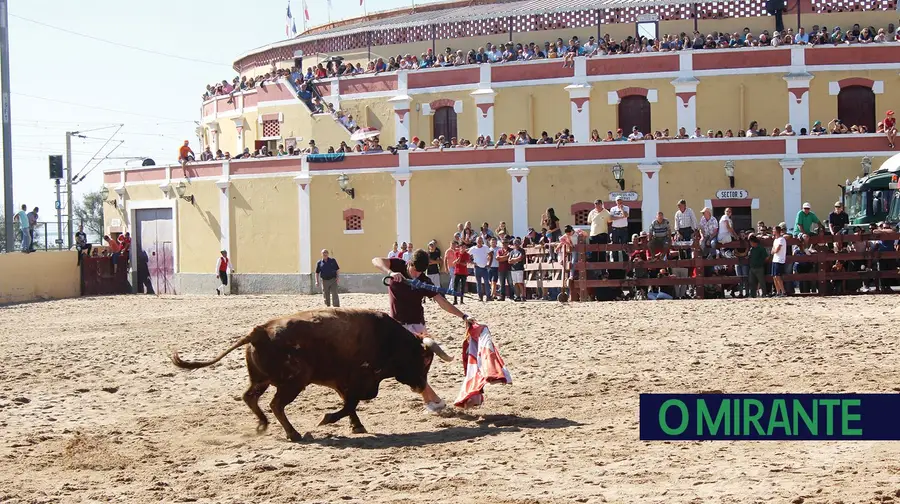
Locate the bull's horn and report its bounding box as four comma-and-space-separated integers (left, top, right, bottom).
422, 337, 453, 362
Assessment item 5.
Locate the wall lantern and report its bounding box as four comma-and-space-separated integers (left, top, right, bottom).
861, 156, 872, 176
99, 186, 118, 208
611, 163, 625, 191
174, 181, 195, 204
724, 160, 736, 189
337, 173, 355, 199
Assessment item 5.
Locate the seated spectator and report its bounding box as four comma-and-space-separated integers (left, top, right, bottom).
810, 120, 827, 135
200, 146, 213, 161
214, 149, 225, 160
884, 110, 896, 148
828, 118, 849, 134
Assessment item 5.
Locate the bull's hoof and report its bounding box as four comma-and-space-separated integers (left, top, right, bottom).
318, 413, 335, 426
287, 431, 305, 443
351, 425, 368, 434
256, 422, 269, 434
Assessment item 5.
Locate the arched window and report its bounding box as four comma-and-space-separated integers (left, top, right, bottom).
433, 106, 458, 141
618, 95, 651, 136
838, 86, 875, 133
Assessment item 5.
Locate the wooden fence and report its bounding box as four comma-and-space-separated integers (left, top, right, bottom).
562, 232, 900, 301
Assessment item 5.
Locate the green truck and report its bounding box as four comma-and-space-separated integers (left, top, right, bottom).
843, 154, 900, 227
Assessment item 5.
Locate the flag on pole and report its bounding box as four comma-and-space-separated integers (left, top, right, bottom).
360, 0, 364, 6
302, 0, 310, 20
285, 1, 293, 37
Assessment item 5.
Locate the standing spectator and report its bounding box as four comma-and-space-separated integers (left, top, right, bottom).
451, 242, 470, 305
674, 199, 698, 242
884, 110, 896, 148
717, 207, 737, 245
794, 202, 821, 236
27, 207, 38, 251
13, 204, 31, 253
468, 236, 494, 302
315, 249, 341, 307
426, 241, 442, 287
496, 238, 513, 301
609, 196, 631, 260
828, 201, 849, 234
104, 235, 121, 273
747, 234, 769, 298
117, 232, 132, 269
699, 207, 718, 257
588, 199, 611, 263
402, 242, 413, 262
771, 225, 788, 297
387, 242, 400, 259
215, 250, 234, 295
178, 140, 195, 168
647, 212, 672, 259
508, 238, 526, 302
488, 237, 501, 298
75, 224, 91, 265
542, 208, 561, 243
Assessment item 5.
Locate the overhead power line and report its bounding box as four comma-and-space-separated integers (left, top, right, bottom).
12, 93, 197, 123
10, 14, 230, 67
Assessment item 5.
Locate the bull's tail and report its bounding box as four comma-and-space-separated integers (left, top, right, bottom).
170, 326, 267, 370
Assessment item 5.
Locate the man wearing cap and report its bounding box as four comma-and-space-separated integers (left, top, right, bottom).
178, 140, 195, 168
215, 250, 234, 295
828, 201, 850, 234
811, 120, 826, 135
315, 249, 341, 307
884, 110, 896, 148
396, 137, 409, 150
609, 196, 630, 246
587, 199, 611, 263
794, 202, 821, 237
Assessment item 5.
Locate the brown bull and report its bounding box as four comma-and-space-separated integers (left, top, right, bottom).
171, 308, 453, 441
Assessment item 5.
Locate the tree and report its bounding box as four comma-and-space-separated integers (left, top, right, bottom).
75, 191, 104, 240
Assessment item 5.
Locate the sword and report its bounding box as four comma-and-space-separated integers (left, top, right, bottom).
382, 276, 468, 299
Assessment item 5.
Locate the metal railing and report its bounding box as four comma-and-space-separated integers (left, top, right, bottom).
2, 222, 101, 253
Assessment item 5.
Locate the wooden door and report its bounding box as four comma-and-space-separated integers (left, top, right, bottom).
433, 106, 458, 140
618, 96, 651, 136
837, 86, 875, 133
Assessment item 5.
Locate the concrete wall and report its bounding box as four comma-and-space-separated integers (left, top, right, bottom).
0, 251, 81, 304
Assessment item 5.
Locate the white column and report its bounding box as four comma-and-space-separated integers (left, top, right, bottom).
565, 84, 591, 143
215, 163, 231, 256
393, 171, 412, 245
507, 167, 530, 238
780, 159, 804, 232
388, 95, 412, 144
638, 163, 663, 230
231, 118, 245, 155
471, 89, 496, 140
784, 74, 812, 134
671, 78, 699, 133
294, 173, 312, 274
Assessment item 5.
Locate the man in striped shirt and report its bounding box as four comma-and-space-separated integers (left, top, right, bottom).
674, 199, 698, 242
648, 212, 672, 259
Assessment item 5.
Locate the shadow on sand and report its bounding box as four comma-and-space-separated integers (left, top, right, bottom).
304, 414, 584, 449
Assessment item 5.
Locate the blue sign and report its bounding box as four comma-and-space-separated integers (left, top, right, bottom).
640, 394, 900, 441
54, 200, 61, 210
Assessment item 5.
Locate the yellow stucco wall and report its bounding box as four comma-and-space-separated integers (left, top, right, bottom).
697, 74, 789, 134
659, 160, 784, 226
589, 79, 678, 135
527, 164, 642, 227
409, 169, 512, 251
808, 69, 900, 128
0, 251, 80, 304
231, 177, 299, 273
176, 181, 222, 273
309, 172, 395, 274
495, 87, 538, 138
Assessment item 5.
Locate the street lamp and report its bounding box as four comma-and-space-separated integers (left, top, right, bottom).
861, 156, 872, 176
174, 181, 195, 204
99, 186, 117, 208
611, 163, 625, 191
724, 160, 735, 189
337, 173, 355, 199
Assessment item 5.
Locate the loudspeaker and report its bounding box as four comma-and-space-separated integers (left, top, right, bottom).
49, 155, 63, 179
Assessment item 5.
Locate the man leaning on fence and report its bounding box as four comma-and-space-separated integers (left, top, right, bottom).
13, 204, 31, 253
315, 249, 341, 307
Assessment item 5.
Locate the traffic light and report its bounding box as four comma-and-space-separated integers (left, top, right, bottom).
49, 155, 63, 179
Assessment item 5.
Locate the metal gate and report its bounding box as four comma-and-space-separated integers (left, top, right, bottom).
135, 208, 175, 294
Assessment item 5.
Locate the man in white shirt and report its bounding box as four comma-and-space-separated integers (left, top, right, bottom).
717, 207, 737, 245
609, 196, 631, 262
770, 225, 787, 296
699, 207, 718, 258
215, 250, 234, 295
627, 126, 644, 141
387, 242, 401, 259
468, 236, 494, 302
402, 242, 413, 262
674, 199, 698, 242
587, 199, 611, 263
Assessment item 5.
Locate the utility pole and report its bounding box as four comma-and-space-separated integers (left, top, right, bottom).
66, 131, 73, 249
55, 179, 62, 249
0, 0, 13, 252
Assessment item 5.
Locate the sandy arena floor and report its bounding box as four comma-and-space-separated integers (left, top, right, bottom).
1, 293, 899, 503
